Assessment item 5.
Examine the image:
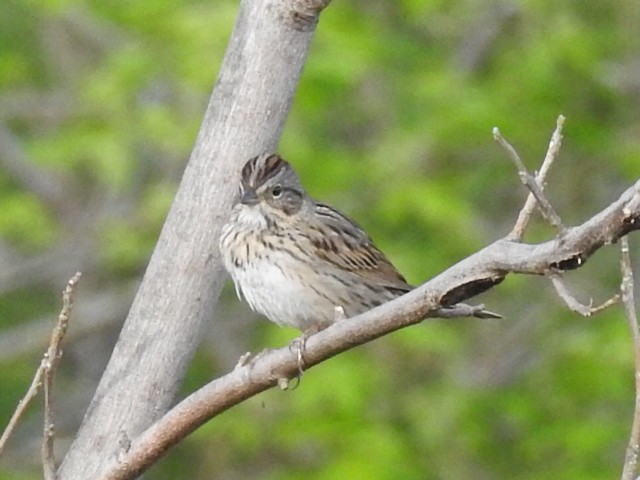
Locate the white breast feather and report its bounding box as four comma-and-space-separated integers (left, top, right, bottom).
230, 253, 313, 328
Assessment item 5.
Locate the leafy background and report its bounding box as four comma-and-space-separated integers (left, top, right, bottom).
1, 0, 639, 478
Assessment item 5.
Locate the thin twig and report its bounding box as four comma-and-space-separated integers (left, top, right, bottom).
0, 364, 45, 455
549, 273, 619, 316
42, 271, 82, 480
0, 272, 82, 469
509, 115, 565, 240
494, 121, 566, 236
620, 237, 640, 480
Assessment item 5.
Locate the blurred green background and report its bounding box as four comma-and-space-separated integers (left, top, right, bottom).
1, 0, 639, 478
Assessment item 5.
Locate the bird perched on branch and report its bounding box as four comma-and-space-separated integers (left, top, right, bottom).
219, 153, 499, 331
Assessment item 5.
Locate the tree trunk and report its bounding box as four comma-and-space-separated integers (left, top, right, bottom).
57, 0, 330, 477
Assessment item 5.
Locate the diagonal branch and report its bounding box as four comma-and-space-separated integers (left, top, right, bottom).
494, 124, 565, 236
0, 273, 81, 463
99, 177, 640, 480
497, 117, 622, 318
507, 115, 565, 241
549, 273, 619, 316
57, 0, 335, 478
42, 272, 82, 480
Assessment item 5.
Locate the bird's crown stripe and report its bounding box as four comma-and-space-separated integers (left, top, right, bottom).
243, 154, 286, 187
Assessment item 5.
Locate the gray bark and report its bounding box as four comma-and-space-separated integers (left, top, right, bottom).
57, 0, 330, 477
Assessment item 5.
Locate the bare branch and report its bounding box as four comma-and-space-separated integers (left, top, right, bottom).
0, 362, 44, 456
42, 272, 82, 480
620, 237, 640, 480
549, 273, 619, 316
0, 272, 81, 463
58, 0, 335, 477
98, 177, 640, 480
508, 114, 565, 240
494, 123, 565, 236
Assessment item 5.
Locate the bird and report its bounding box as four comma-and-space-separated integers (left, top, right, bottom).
219, 153, 499, 332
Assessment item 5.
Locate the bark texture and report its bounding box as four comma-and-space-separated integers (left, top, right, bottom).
58, 0, 330, 477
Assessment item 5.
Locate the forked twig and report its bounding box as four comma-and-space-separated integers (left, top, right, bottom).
508, 115, 565, 240
620, 237, 640, 480
0, 364, 45, 454
494, 115, 566, 239
549, 273, 619, 316
42, 271, 82, 479
0, 272, 82, 478
494, 118, 619, 317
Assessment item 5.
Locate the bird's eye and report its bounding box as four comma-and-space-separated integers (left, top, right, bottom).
271, 185, 282, 198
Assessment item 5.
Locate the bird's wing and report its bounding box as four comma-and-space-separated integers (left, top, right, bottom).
306, 203, 411, 293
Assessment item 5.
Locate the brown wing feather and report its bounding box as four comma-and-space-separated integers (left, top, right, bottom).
309, 203, 411, 292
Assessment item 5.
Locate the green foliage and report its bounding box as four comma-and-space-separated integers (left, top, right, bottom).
0, 0, 638, 478
0, 191, 57, 250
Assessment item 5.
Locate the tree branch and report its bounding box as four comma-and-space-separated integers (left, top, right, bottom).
57, 0, 333, 478
98, 174, 640, 480
549, 273, 619, 316
493, 123, 565, 236
0, 273, 81, 466
42, 272, 82, 480
507, 114, 565, 241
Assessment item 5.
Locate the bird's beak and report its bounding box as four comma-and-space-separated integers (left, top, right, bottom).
240, 188, 259, 206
